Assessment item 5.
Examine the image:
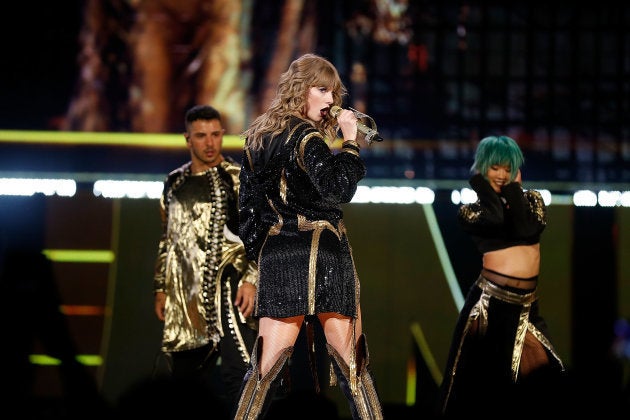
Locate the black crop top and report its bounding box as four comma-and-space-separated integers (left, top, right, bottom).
457, 173, 546, 254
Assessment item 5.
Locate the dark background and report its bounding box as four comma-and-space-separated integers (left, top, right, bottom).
0, 1, 82, 130
0, 1, 629, 418
1, 1, 629, 187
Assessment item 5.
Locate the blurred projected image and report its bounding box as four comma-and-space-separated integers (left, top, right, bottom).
61, 0, 412, 135
5, 2, 627, 184
64, 0, 248, 134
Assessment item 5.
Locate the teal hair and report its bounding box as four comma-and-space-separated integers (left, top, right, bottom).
471, 136, 524, 182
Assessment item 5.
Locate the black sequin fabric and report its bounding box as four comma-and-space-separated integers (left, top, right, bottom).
239, 117, 367, 318
457, 173, 547, 254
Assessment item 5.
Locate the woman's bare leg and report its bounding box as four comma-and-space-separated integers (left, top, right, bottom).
318, 307, 362, 363
319, 308, 383, 419
520, 330, 550, 376
318, 310, 362, 365
258, 316, 304, 375
234, 316, 302, 419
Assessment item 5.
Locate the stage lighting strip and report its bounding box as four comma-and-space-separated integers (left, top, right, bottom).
0, 129, 245, 149
29, 249, 115, 366
422, 204, 464, 310
404, 204, 461, 406
408, 322, 444, 406
29, 354, 102, 366
42, 249, 115, 263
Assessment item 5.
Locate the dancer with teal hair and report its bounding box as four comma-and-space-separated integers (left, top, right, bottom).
437, 135, 565, 417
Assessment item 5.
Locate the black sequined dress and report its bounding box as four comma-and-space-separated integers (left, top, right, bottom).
239, 117, 366, 319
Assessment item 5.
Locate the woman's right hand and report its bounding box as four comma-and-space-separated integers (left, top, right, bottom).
514, 169, 522, 184
336, 108, 359, 142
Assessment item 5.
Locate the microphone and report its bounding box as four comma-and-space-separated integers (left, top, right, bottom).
330, 105, 383, 143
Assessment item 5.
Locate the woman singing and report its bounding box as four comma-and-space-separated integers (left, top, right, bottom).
233, 53, 383, 419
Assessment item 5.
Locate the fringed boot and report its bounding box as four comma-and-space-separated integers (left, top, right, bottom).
327, 334, 384, 420
233, 336, 293, 420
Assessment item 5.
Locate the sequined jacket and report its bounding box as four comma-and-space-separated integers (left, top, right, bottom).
458, 173, 546, 254
153, 158, 257, 352
238, 117, 366, 318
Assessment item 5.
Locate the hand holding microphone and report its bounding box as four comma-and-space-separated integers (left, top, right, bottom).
330, 105, 383, 144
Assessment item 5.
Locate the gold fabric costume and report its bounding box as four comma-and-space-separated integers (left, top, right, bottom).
154, 159, 257, 356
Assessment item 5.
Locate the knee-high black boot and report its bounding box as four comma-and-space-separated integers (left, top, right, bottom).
327, 334, 384, 420
233, 336, 293, 420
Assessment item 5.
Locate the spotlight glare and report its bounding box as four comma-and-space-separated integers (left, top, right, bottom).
93, 180, 163, 199
573, 190, 597, 207
0, 178, 76, 197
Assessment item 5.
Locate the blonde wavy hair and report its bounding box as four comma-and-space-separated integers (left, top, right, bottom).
243, 53, 347, 150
